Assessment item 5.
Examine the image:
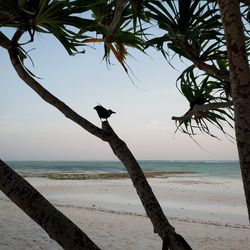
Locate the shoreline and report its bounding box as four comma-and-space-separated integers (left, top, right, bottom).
8, 160, 242, 181
1, 175, 249, 249
18, 170, 195, 180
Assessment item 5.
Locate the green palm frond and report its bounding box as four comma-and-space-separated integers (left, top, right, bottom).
144, 0, 235, 139
145, 0, 223, 62
175, 68, 234, 138
0, 0, 103, 54
79, 0, 147, 73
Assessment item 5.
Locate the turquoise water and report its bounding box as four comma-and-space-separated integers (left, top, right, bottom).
6, 160, 241, 179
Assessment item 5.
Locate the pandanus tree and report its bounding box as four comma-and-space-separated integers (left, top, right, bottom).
144, 0, 250, 220
0, 0, 191, 249
2, 1, 249, 250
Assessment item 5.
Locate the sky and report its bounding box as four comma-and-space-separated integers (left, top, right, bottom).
0, 32, 239, 161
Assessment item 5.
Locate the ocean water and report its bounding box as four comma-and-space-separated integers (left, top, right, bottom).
6, 160, 241, 179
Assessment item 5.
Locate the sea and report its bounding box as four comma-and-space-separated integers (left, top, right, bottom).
6, 160, 241, 179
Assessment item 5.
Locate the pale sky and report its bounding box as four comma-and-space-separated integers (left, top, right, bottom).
0, 32, 239, 161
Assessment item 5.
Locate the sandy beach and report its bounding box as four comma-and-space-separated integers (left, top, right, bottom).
0, 175, 249, 249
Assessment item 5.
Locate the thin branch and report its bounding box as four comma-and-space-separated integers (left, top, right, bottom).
0, 36, 11, 49
11, 28, 25, 45
183, 43, 230, 81
172, 101, 233, 121
107, 0, 129, 35
8, 48, 107, 141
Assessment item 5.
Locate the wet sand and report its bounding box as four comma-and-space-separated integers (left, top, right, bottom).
0, 175, 249, 249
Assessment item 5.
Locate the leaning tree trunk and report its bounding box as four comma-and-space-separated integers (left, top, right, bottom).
0, 159, 101, 250
102, 122, 192, 250
218, 0, 250, 221
5, 34, 192, 249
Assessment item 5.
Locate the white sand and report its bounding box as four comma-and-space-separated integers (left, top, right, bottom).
0, 175, 250, 249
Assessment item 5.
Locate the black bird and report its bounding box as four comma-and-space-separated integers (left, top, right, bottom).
94, 105, 116, 121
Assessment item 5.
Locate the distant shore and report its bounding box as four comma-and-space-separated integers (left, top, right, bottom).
1, 175, 249, 249
7, 160, 242, 180
19, 170, 195, 180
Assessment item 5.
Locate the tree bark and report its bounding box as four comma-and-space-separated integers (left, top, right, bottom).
102, 122, 192, 250
218, 0, 250, 221
5, 38, 192, 249
107, 0, 129, 34
182, 43, 230, 82
0, 159, 101, 250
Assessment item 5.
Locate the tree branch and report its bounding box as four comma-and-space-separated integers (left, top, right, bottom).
0, 32, 11, 49
0, 159, 101, 250
7, 30, 192, 249
183, 43, 230, 82
172, 101, 233, 121
107, 0, 129, 35
8, 49, 107, 141
101, 121, 192, 250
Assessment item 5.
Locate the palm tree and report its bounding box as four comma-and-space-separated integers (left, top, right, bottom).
0, 1, 191, 249
217, 0, 250, 222
144, 0, 250, 220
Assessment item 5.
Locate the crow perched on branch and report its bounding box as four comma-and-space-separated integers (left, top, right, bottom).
94, 105, 116, 121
